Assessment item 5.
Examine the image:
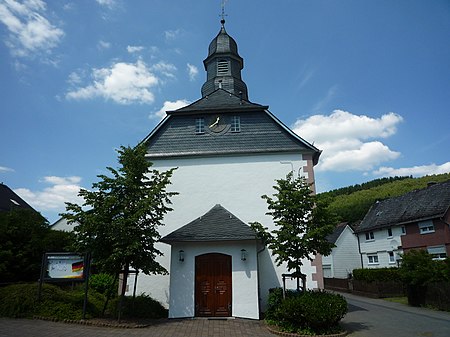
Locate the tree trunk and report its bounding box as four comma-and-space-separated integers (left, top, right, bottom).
102, 273, 118, 316
117, 263, 129, 322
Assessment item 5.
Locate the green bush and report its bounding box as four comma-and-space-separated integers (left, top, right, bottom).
265, 287, 301, 319
266, 289, 347, 335
0, 283, 40, 318
0, 283, 103, 320
89, 273, 117, 297
353, 267, 400, 282
109, 293, 168, 319
399, 250, 449, 286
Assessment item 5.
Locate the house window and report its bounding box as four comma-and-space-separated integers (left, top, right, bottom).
368, 254, 379, 265
387, 227, 393, 238
418, 220, 435, 234
388, 251, 395, 264
365, 231, 374, 241
427, 245, 447, 260
401, 226, 406, 235
195, 118, 205, 134
231, 116, 240, 132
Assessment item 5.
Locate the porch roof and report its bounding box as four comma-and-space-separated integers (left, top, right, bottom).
161, 204, 257, 243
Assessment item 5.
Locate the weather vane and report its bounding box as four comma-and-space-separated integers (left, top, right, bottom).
220, 0, 228, 25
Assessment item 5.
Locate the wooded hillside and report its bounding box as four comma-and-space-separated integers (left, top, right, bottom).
317, 173, 450, 225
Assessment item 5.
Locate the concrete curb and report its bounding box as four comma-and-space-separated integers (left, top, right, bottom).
266, 325, 347, 337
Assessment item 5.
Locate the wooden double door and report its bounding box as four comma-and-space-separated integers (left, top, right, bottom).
195, 253, 232, 317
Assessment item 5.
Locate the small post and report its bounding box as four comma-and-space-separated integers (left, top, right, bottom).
82, 252, 91, 320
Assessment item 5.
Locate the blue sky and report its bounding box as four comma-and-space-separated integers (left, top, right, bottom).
1, 0, 449, 223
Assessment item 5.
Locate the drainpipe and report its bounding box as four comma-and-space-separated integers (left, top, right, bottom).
356, 233, 364, 269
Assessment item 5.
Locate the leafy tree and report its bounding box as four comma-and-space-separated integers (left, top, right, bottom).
62, 144, 177, 314
251, 172, 336, 290
0, 209, 74, 283
398, 249, 445, 286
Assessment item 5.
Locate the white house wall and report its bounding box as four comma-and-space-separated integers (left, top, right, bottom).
331, 227, 361, 278
358, 226, 403, 268
167, 241, 259, 319
132, 152, 319, 316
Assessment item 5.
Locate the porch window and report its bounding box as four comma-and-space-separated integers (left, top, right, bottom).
418, 220, 434, 234
368, 254, 379, 265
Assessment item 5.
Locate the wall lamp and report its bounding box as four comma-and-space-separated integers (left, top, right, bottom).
241, 249, 247, 261
178, 250, 185, 262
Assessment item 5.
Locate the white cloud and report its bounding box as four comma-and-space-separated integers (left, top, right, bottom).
97, 40, 111, 50
313, 85, 338, 113
293, 110, 403, 172
151, 61, 177, 78
14, 176, 84, 212
0, 165, 14, 173
164, 29, 181, 41
0, 0, 64, 58
96, 0, 117, 9
152, 99, 190, 119
373, 162, 450, 177
127, 45, 144, 53
187, 63, 198, 81
66, 60, 159, 104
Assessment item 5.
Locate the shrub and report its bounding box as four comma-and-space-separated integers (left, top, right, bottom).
108, 293, 168, 319
89, 273, 117, 297
398, 250, 448, 286
353, 267, 400, 282
0, 283, 103, 320
266, 289, 347, 335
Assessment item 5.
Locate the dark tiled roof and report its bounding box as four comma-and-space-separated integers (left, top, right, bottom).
326, 223, 348, 244
0, 183, 35, 212
143, 89, 320, 160
161, 204, 257, 243
169, 89, 266, 113
357, 180, 450, 232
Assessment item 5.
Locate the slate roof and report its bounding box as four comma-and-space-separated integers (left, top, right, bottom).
326, 223, 348, 244
161, 204, 257, 243
142, 89, 320, 163
356, 180, 450, 232
170, 89, 265, 113
0, 183, 35, 212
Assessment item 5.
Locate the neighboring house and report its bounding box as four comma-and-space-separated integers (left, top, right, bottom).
0, 183, 35, 213
51, 217, 79, 232
356, 180, 450, 268
322, 223, 362, 278
131, 20, 322, 319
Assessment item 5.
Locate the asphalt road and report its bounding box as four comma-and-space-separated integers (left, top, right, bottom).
340, 292, 450, 337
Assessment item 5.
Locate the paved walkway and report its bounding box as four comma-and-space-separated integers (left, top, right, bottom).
0, 317, 275, 337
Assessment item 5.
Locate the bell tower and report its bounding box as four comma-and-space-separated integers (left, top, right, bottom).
201, 18, 249, 100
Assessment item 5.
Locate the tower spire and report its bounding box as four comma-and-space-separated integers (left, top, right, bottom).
220, 0, 227, 26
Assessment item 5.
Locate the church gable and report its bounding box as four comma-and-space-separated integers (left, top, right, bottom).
143, 90, 319, 160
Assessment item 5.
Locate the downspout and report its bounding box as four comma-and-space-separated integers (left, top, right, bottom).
356, 233, 364, 269
256, 241, 266, 319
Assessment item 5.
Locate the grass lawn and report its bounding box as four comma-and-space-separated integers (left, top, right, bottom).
383, 297, 408, 305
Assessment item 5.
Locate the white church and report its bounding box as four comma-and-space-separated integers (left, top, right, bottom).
130, 18, 323, 320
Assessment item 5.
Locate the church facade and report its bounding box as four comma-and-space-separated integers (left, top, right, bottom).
132, 20, 322, 319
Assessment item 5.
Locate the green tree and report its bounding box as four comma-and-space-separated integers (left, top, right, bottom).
62, 144, 177, 317
0, 209, 73, 283
251, 172, 335, 290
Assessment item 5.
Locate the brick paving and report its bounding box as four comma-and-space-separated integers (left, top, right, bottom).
0, 317, 276, 337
